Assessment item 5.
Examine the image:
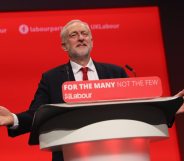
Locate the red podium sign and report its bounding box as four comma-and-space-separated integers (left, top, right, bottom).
62, 77, 162, 103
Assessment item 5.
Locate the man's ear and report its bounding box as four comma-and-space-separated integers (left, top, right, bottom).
62, 43, 68, 51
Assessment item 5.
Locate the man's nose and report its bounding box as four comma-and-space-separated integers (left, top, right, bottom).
78, 33, 85, 40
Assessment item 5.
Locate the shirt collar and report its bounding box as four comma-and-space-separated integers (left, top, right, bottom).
70, 58, 95, 74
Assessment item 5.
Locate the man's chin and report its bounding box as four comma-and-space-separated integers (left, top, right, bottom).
69, 48, 91, 58
78, 52, 90, 58
75, 49, 90, 56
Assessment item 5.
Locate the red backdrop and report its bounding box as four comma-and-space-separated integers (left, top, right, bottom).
0, 7, 180, 161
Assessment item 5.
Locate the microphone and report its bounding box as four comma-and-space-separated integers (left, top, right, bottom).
125, 64, 137, 77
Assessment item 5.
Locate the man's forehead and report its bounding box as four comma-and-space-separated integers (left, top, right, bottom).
67, 22, 89, 33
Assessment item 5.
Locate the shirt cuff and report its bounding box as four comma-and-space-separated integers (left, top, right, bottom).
9, 113, 19, 129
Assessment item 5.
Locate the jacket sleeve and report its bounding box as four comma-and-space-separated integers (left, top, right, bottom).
8, 73, 50, 137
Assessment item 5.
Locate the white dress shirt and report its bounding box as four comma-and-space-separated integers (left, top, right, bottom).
70, 58, 99, 81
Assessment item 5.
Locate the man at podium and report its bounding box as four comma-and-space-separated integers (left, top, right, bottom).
0, 19, 129, 161
0, 19, 184, 161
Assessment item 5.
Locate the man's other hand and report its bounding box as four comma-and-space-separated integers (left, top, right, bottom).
176, 89, 184, 114
0, 106, 14, 126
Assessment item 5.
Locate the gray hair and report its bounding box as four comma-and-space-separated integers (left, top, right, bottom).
60, 19, 92, 44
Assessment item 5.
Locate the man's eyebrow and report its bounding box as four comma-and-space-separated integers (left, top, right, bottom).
70, 31, 78, 33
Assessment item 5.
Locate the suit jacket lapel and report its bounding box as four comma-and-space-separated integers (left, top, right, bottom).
93, 61, 107, 79
60, 62, 75, 81
66, 62, 75, 81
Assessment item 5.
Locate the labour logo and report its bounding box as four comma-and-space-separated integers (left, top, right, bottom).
19, 24, 29, 34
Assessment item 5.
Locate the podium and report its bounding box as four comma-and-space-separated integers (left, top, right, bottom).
29, 96, 183, 161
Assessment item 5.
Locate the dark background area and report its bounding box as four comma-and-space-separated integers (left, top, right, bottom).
0, 0, 157, 12
0, 0, 184, 160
